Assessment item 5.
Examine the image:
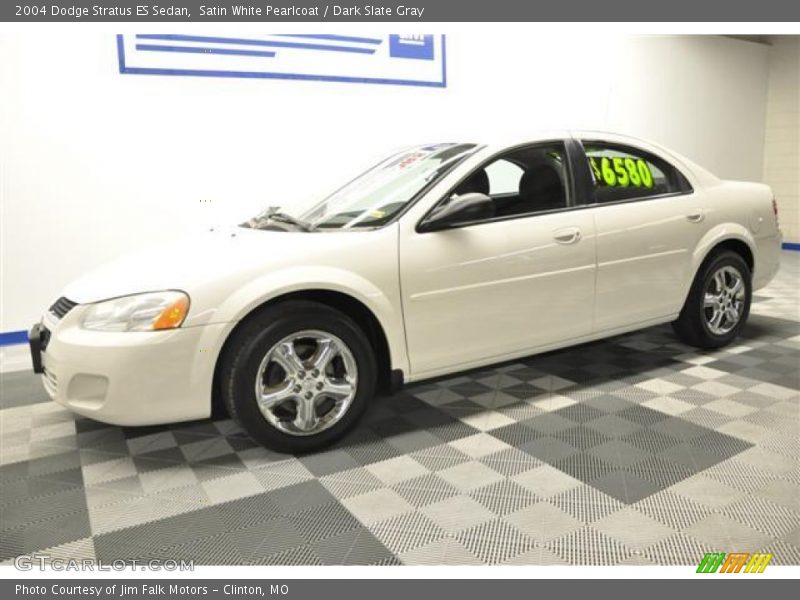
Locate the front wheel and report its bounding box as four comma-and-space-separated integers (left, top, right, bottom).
219, 301, 376, 453
672, 250, 752, 349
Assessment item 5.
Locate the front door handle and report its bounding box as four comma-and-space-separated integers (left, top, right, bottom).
686, 209, 705, 223
554, 227, 581, 244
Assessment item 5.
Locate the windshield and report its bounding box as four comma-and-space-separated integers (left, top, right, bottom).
294, 143, 478, 230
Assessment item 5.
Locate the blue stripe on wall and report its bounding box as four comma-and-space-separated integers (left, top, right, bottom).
0, 330, 28, 347
783, 242, 800, 251
274, 34, 383, 45
134, 34, 377, 55
136, 44, 277, 58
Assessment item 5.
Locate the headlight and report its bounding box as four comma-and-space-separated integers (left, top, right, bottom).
81, 291, 190, 332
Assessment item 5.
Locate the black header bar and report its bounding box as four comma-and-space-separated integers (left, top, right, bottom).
3, 0, 800, 22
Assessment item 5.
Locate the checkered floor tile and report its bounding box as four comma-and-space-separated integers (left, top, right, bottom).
2, 253, 798, 565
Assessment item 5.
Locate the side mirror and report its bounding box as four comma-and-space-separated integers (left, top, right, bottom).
420, 192, 494, 232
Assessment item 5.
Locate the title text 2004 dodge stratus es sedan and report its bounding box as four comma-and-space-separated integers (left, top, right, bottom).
29, 132, 782, 452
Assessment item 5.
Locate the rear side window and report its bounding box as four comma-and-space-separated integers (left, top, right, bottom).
581, 142, 692, 204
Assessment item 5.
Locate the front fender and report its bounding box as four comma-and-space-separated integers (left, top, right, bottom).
211, 265, 409, 374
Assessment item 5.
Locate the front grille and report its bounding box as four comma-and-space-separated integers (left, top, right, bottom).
49, 297, 77, 319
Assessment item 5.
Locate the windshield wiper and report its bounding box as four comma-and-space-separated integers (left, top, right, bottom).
241, 207, 313, 232
265, 211, 312, 231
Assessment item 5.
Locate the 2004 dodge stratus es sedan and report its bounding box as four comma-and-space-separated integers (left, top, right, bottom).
30, 132, 782, 452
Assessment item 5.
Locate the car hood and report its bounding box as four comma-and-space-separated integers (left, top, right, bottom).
61, 226, 326, 304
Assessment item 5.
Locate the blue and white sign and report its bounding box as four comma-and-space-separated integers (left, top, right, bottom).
116, 34, 446, 87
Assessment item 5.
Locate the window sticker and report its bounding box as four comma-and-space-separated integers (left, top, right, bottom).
588, 156, 654, 189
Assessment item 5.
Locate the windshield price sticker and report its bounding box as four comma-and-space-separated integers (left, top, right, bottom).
589, 156, 654, 189
398, 152, 427, 169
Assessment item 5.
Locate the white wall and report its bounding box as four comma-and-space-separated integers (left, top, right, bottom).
762, 36, 800, 244
0, 31, 771, 347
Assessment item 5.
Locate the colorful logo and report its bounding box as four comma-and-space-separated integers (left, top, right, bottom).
696, 552, 772, 573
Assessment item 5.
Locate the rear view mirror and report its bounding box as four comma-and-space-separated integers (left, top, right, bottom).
420, 192, 494, 232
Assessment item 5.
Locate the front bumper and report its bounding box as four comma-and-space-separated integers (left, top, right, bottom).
31, 309, 228, 426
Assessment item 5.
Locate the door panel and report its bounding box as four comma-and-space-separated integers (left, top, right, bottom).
592, 193, 705, 331
400, 212, 596, 376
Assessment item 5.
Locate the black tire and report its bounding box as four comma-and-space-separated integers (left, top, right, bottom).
672, 250, 752, 349
219, 300, 376, 453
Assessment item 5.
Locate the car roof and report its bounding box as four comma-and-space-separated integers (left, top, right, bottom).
478, 130, 657, 150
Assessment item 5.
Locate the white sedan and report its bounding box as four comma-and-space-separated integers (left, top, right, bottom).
30, 132, 782, 452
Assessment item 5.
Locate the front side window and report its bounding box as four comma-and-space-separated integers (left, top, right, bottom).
298, 143, 478, 229
582, 142, 692, 204
443, 142, 571, 221
484, 159, 524, 195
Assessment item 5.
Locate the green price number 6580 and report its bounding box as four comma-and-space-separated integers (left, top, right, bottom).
589, 156, 654, 189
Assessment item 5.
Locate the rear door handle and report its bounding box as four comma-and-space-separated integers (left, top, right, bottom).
686, 209, 705, 223
554, 227, 581, 244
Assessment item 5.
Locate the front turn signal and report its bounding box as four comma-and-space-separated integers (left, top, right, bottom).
152, 296, 190, 330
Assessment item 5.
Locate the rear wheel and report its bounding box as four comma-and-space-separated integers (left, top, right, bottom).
672, 251, 751, 349
220, 301, 376, 453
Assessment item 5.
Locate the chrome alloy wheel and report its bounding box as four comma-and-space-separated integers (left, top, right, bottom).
254, 330, 358, 436
704, 265, 746, 335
